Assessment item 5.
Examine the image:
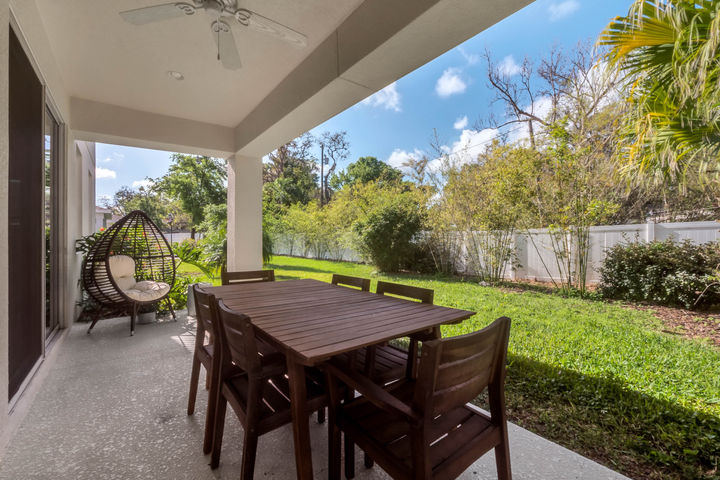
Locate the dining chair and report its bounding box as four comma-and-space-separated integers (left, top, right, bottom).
347, 281, 435, 386
326, 316, 512, 480
331, 274, 371, 291
187, 285, 223, 454
187, 285, 283, 455
210, 299, 328, 478
221, 269, 275, 285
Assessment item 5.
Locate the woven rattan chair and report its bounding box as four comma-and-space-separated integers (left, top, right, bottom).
82, 210, 176, 335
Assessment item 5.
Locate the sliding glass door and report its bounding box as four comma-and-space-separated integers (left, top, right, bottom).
44, 108, 60, 338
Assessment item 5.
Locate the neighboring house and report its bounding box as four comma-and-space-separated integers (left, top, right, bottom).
95, 206, 122, 231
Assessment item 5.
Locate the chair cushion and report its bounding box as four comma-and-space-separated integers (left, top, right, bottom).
124, 280, 170, 302
108, 255, 136, 291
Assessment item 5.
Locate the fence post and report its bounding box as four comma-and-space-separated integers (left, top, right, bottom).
646, 221, 655, 242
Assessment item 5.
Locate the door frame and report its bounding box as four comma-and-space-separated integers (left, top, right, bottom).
8, 15, 68, 409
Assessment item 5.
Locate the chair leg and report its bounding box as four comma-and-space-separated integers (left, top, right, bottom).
205, 370, 211, 390
240, 423, 259, 480
344, 432, 355, 479
202, 365, 218, 455
317, 407, 325, 424
165, 297, 177, 321
328, 406, 341, 480
87, 311, 100, 334
363, 451, 374, 469
187, 356, 201, 415
343, 389, 355, 479
495, 427, 512, 480
210, 394, 228, 469
130, 303, 138, 336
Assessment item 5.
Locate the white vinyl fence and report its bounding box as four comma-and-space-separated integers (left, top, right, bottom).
273, 221, 720, 284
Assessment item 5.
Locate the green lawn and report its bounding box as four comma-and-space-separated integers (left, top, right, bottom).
183, 255, 720, 479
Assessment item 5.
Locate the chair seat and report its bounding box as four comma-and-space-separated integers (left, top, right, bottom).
123, 280, 170, 301
223, 365, 327, 436
337, 344, 410, 384
339, 381, 498, 477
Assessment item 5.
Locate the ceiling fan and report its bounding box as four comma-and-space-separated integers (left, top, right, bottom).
119, 0, 308, 70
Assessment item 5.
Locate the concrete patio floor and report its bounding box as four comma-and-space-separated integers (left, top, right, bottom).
0, 313, 629, 480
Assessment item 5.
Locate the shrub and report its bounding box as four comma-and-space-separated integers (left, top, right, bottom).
354, 197, 426, 272
598, 239, 720, 309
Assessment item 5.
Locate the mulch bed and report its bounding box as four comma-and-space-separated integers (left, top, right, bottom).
622, 303, 720, 348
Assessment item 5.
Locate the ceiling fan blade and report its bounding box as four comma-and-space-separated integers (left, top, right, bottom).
236, 9, 307, 48
120, 3, 196, 26
211, 21, 242, 70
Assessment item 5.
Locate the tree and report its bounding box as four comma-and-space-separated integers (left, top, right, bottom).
330, 156, 402, 189
263, 133, 315, 183
112, 185, 168, 228
483, 43, 623, 150
599, 0, 720, 182
317, 131, 349, 204
444, 142, 537, 282
153, 154, 227, 238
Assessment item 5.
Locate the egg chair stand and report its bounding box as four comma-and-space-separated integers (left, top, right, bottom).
82, 210, 177, 335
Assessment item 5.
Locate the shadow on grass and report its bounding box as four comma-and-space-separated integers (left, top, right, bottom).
488, 354, 720, 479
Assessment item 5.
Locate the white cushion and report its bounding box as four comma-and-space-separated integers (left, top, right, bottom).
108, 255, 136, 291
124, 280, 171, 302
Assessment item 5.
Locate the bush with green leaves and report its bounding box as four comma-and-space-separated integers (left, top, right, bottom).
353, 192, 426, 272
599, 239, 720, 309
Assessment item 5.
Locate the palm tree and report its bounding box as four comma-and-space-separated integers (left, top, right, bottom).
599, 0, 720, 182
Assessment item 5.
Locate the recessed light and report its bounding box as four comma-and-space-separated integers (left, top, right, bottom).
167, 70, 184, 81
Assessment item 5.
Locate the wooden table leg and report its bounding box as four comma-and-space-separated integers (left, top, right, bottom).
286, 356, 314, 480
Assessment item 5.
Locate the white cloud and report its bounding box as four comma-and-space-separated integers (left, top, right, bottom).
386, 148, 426, 174
435, 68, 467, 98
453, 115, 469, 130
95, 167, 116, 179
361, 82, 401, 112
112, 152, 125, 159
498, 55, 522, 77
101, 157, 114, 163
447, 128, 500, 165
548, 0, 579, 21
132, 179, 153, 190
458, 47, 480, 66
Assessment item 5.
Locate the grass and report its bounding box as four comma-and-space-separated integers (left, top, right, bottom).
181, 256, 720, 479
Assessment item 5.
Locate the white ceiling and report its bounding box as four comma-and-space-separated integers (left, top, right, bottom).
35, 0, 364, 127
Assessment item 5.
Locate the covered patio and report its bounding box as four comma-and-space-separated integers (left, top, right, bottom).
0, 0, 634, 478
0, 313, 628, 480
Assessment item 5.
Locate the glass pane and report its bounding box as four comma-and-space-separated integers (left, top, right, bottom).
44, 109, 58, 336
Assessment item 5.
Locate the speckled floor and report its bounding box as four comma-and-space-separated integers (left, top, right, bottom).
0, 314, 629, 480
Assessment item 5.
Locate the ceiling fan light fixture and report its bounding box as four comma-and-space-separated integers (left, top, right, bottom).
167, 70, 185, 80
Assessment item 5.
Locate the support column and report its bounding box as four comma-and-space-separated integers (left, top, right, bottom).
226, 154, 263, 272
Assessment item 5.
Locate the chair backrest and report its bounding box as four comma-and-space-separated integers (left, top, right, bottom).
414, 317, 511, 418
221, 269, 275, 285
331, 274, 370, 291
216, 299, 262, 375
376, 281, 433, 304
192, 285, 216, 340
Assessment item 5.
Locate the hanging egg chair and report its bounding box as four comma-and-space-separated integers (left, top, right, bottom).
82, 210, 176, 335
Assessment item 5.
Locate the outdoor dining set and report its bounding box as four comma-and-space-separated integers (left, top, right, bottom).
187, 270, 513, 480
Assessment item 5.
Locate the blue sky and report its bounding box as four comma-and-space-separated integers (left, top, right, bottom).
95, 0, 632, 204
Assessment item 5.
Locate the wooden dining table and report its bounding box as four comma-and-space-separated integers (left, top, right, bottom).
206, 278, 475, 480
